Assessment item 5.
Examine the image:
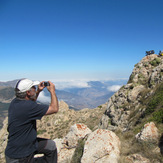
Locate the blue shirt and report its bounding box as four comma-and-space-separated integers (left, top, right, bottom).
5, 98, 48, 158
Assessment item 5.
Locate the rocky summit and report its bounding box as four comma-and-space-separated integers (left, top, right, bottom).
0, 54, 163, 163
99, 54, 163, 132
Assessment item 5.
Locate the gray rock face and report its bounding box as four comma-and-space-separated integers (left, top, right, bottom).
99, 55, 163, 131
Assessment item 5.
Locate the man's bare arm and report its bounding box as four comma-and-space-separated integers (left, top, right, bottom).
45, 81, 59, 115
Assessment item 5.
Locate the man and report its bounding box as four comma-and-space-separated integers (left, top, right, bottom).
5, 78, 59, 163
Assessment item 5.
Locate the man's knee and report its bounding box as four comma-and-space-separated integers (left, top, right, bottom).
45, 140, 57, 151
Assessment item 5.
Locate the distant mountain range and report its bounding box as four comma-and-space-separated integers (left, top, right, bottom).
36, 80, 127, 109
0, 80, 18, 87
0, 79, 127, 110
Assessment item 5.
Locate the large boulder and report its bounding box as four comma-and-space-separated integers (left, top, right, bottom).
63, 123, 92, 147
57, 147, 76, 163
135, 122, 159, 142
56, 123, 92, 163
81, 129, 121, 163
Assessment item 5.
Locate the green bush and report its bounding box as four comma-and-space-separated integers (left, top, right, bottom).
71, 138, 85, 163
145, 83, 163, 115
128, 74, 135, 84
146, 98, 159, 114
151, 109, 163, 123
156, 58, 161, 64
149, 58, 161, 67
37, 129, 47, 135
134, 63, 138, 67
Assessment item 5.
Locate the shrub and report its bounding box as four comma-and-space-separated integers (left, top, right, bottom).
150, 108, 163, 123
145, 84, 163, 115
128, 74, 135, 84
137, 73, 148, 85
71, 138, 85, 163
134, 63, 138, 67
156, 58, 161, 64
149, 58, 161, 67
37, 129, 47, 135
108, 119, 111, 125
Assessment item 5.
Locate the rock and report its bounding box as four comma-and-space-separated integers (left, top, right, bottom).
81, 129, 121, 163
126, 154, 150, 163
127, 85, 145, 102
99, 87, 129, 131
99, 114, 110, 129
53, 137, 75, 163
135, 122, 159, 142
59, 100, 70, 112
149, 64, 163, 87
56, 123, 92, 163
53, 138, 63, 153
63, 123, 92, 147
58, 148, 76, 163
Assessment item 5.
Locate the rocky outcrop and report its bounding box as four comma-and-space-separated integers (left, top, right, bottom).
136, 122, 159, 142
53, 125, 121, 163
81, 129, 121, 163
63, 123, 92, 147
54, 123, 92, 163
99, 54, 163, 131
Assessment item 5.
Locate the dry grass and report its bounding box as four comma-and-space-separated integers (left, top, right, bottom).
116, 130, 163, 163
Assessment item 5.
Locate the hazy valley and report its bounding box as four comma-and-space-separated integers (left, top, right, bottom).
0, 79, 127, 129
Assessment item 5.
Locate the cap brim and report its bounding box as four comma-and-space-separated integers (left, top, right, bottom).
32, 81, 40, 86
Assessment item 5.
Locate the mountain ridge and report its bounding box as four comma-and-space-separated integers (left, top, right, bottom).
99, 54, 163, 132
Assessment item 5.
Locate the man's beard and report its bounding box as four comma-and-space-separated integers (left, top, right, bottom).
28, 94, 36, 101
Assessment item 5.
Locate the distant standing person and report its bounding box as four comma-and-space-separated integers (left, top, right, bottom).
5, 78, 59, 163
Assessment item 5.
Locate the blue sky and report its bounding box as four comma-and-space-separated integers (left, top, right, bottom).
0, 0, 163, 82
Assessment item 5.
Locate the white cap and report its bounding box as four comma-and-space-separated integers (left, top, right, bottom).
15, 78, 40, 93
